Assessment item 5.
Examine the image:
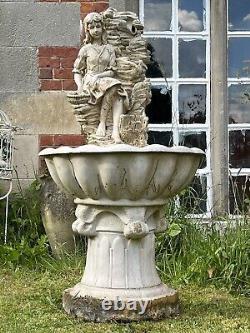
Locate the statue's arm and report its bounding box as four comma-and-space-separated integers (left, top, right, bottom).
96, 70, 114, 79
73, 47, 87, 93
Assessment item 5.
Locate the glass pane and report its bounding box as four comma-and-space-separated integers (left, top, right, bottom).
178, 0, 205, 32
179, 176, 207, 214
228, 0, 250, 31
179, 84, 206, 124
146, 86, 172, 124
144, 0, 172, 31
228, 38, 250, 77
229, 176, 250, 214
148, 131, 173, 146
179, 131, 206, 168
179, 39, 206, 78
229, 84, 250, 123
146, 38, 172, 78
229, 130, 250, 168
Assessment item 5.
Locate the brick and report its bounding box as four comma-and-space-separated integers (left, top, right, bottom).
38, 47, 78, 58
62, 79, 77, 91
38, 57, 60, 68
54, 134, 86, 146
37, 47, 54, 57
80, 2, 109, 15
39, 68, 53, 79
52, 47, 79, 58
60, 57, 76, 68
53, 68, 73, 79
40, 79, 62, 91
39, 134, 55, 147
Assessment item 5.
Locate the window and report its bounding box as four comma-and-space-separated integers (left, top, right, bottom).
140, 0, 211, 216
228, 0, 250, 215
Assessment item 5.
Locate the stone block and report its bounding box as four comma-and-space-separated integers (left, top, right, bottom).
0, 47, 39, 92
2, 92, 80, 135
0, 3, 80, 47
13, 134, 39, 179
109, 0, 139, 14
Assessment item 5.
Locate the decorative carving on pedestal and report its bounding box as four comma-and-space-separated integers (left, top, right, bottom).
39, 6, 205, 323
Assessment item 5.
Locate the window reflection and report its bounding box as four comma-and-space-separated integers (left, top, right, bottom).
179, 84, 206, 124
178, 0, 204, 32
148, 131, 173, 146
179, 131, 206, 168
146, 86, 172, 123
179, 176, 207, 213
146, 38, 172, 78
229, 130, 250, 168
228, 0, 250, 31
229, 84, 250, 124
144, 0, 172, 31
179, 39, 206, 78
228, 38, 250, 78
229, 176, 250, 214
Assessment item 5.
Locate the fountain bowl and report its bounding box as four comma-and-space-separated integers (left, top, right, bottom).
39, 143, 204, 207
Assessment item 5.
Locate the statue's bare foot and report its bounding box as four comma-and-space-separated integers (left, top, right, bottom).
96, 122, 106, 137
112, 132, 122, 144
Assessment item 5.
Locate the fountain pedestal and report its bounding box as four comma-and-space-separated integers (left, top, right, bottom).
63, 203, 178, 321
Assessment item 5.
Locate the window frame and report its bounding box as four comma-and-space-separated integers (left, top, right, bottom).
140, 0, 212, 217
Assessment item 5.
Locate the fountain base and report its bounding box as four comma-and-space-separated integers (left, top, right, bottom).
63, 283, 179, 322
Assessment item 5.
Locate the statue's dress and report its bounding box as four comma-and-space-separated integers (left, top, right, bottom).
73, 43, 127, 105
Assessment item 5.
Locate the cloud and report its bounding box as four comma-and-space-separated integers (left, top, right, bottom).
144, 2, 172, 31
243, 13, 250, 21
178, 10, 202, 32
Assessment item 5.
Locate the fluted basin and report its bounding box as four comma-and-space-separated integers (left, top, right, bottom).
39, 143, 204, 322
39, 144, 204, 206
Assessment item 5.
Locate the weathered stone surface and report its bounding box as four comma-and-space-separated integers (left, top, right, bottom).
63, 283, 179, 322
0, 3, 80, 47
2, 92, 80, 135
0, 47, 39, 92
40, 177, 76, 258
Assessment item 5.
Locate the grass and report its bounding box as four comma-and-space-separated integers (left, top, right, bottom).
0, 259, 249, 333
0, 181, 249, 331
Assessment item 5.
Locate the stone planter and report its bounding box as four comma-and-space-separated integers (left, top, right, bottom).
39, 144, 204, 321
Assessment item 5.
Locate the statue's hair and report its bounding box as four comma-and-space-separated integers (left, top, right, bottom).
83, 12, 107, 45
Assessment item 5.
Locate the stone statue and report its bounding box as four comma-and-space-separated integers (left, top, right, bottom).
73, 12, 128, 143
67, 8, 151, 146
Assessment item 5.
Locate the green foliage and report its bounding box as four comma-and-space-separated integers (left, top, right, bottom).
0, 179, 50, 267
156, 203, 250, 295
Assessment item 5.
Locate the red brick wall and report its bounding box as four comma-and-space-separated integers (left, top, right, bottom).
80, 1, 109, 19
38, 47, 79, 91
37, 0, 109, 92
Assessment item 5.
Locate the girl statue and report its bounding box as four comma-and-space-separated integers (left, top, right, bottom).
73, 12, 128, 143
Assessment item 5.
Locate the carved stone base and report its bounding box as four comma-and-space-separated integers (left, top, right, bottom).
63, 283, 179, 322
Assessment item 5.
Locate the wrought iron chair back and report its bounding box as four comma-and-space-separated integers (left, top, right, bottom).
0, 110, 15, 243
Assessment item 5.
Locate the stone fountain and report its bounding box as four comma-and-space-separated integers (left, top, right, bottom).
39, 8, 204, 322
